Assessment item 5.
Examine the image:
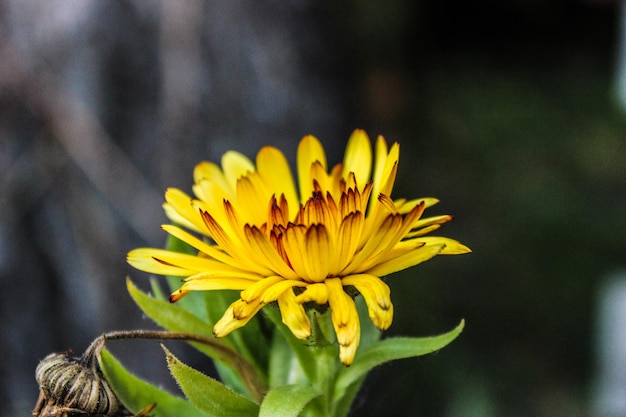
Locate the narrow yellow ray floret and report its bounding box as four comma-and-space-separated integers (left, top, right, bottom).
127, 130, 470, 365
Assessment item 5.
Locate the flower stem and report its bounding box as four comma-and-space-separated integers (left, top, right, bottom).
83, 329, 267, 402
301, 311, 340, 417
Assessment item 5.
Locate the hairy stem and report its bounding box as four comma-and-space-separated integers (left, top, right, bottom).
82, 329, 267, 402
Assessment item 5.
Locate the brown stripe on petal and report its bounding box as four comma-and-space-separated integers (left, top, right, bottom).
268, 195, 289, 227
359, 182, 374, 210
377, 193, 397, 213
270, 227, 291, 267
325, 191, 340, 222
200, 209, 239, 256
222, 199, 244, 236
334, 211, 364, 272
153, 257, 178, 267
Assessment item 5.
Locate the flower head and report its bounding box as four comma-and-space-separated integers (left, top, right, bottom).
128, 130, 470, 365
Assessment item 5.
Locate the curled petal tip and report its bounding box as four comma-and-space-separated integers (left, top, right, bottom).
169, 289, 185, 303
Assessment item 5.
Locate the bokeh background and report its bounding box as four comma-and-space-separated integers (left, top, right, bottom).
1, 1, 625, 416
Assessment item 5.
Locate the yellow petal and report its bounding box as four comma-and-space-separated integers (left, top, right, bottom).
308, 161, 332, 197
342, 129, 372, 187
395, 197, 439, 213
277, 289, 311, 339
409, 214, 452, 233
200, 209, 272, 276
193, 161, 234, 202
416, 237, 472, 255
295, 283, 329, 304
260, 279, 305, 304
235, 174, 269, 225
169, 275, 255, 302
377, 142, 399, 197
342, 274, 393, 330
163, 188, 206, 233
161, 224, 242, 269
268, 195, 290, 227
368, 137, 398, 214
366, 243, 445, 277
240, 276, 285, 303
127, 248, 260, 281
406, 224, 441, 238
256, 146, 299, 212
282, 224, 311, 280
221, 151, 255, 191
300, 192, 335, 230
344, 213, 403, 275
243, 225, 299, 279
326, 278, 360, 365
333, 211, 364, 272
304, 224, 333, 282
358, 201, 426, 272
376, 239, 426, 263
213, 300, 263, 337
371, 135, 389, 194
232, 297, 264, 320
127, 248, 200, 276
297, 135, 326, 202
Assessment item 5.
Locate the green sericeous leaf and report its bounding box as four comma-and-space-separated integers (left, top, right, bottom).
99, 348, 209, 417
259, 384, 322, 417
164, 346, 260, 417
127, 278, 267, 401
333, 320, 465, 414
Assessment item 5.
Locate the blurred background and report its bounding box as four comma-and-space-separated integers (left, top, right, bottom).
1, 1, 625, 416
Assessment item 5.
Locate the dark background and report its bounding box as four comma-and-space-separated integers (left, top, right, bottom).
1, 1, 625, 416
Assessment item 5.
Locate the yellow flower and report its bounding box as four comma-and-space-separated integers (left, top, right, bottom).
127, 130, 470, 365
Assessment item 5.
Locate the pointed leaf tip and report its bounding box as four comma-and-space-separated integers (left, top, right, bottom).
334, 319, 465, 397
164, 346, 260, 417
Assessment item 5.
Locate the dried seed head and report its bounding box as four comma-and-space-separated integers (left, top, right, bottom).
33, 351, 120, 416
33, 329, 230, 416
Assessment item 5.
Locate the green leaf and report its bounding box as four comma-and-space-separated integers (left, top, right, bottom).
127, 278, 234, 353
330, 373, 367, 417
267, 327, 298, 387
127, 279, 267, 401
164, 346, 260, 417
335, 320, 465, 397
99, 348, 208, 417
149, 277, 168, 302
259, 384, 322, 417
263, 306, 319, 382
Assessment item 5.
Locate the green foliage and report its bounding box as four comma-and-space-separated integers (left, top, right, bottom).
335, 320, 465, 395
99, 348, 209, 417
264, 306, 321, 383
113, 277, 465, 417
127, 278, 266, 400
259, 384, 322, 417
165, 346, 260, 417
118, 229, 465, 417
127, 278, 226, 349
